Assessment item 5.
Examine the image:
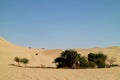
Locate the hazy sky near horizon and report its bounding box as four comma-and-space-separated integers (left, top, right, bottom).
0, 0, 120, 49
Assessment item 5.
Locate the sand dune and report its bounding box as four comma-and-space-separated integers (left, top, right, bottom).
0, 64, 120, 80
0, 37, 120, 80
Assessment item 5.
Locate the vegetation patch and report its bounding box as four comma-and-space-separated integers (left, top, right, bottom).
53, 49, 118, 69
14, 56, 29, 67
12, 50, 118, 69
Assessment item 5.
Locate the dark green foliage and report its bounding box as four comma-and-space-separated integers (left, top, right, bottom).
80, 56, 89, 68
88, 53, 95, 62
54, 57, 65, 68
53, 49, 81, 68
54, 50, 109, 69
88, 61, 96, 68
14, 56, 21, 66
111, 64, 120, 67
14, 57, 29, 67
79, 57, 96, 68
21, 58, 29, 66
88, 52, 107, 68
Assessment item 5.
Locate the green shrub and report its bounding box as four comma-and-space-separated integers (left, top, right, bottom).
79, 56, 89, 68
111, 64, 120, 67
14, 56, 21, 66
54, 51, 110, 69
88, 61, 96, 68
79, 57, 96, 68
88, 52, 107, 68
14, 57, 29, 67
21, 58, 29, 66
53, 49, 81, 68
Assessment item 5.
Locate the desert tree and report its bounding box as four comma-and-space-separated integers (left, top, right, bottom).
54, 57, 65, 68
88, 52, 107, 68
53, 49, 81, 68
79, 56, 96, 68
14, 56, 21, 66
21, 58, 29, 66
79, 56, 89, 68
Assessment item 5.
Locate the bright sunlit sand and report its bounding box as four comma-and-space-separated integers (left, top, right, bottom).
1, 0, 120, 80
0, 37, 120, 80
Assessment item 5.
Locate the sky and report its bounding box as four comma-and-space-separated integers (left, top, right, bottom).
0, 0, 120, 49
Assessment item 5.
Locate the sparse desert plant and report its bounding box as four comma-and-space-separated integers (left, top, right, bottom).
79, 56, 89, 68
21, 58, 29, 66
14, 56, 21, 66
107, 57, 116, 67
14, 57, 29, 67
111, 64, 119, 67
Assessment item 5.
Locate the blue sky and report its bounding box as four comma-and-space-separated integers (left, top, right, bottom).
0, 0, 120, 49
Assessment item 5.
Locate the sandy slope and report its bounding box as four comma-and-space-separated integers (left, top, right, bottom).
0, 37, 120, 80
0, 64, 120, 80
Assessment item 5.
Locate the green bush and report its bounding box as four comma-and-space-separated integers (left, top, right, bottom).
53, 49, 81, 68
79, 56, 89, 68
54, 51, 110, 69
88, 52, 107, 68
111, 64, 120, 67
14, 57, 29, 67
79, 57, 96, 68
14, 56, 21, 66
21, 58, 29, 66
88, 61, 96, 68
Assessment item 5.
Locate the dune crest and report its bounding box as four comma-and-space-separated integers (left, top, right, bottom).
0, 37, 120, 66
0, 37, 120, 80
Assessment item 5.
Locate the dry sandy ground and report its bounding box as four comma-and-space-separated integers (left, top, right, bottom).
0, 64, 120, 80
0, 37, 120, 80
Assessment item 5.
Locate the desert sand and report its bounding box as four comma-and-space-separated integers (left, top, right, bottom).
0, 37, 120, 80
